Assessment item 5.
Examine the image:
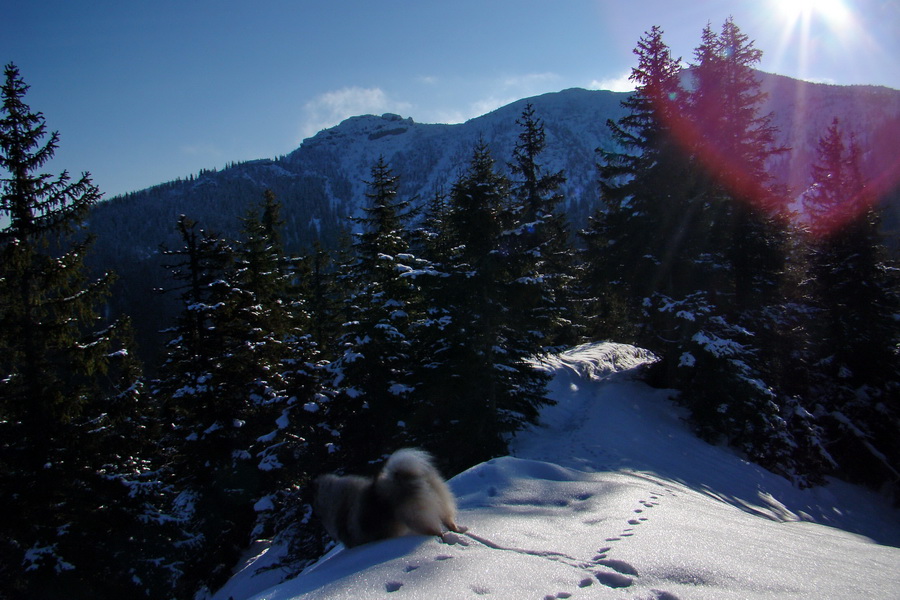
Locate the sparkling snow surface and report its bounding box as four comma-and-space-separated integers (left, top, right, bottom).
214, 343, 900, 600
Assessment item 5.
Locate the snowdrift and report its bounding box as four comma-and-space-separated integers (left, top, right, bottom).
213, 343, 900, 599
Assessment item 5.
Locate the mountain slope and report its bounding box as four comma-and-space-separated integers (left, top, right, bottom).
88, 73, 900, 259
89, 86, 630, 259
82, 73, 900, 359
211, 344, 900, 600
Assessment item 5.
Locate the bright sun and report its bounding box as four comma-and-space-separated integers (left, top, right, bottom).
767, 0, 858, 80
775, 0, 849, 25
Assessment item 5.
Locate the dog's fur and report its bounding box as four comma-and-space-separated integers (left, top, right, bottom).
313, 448, 466, 547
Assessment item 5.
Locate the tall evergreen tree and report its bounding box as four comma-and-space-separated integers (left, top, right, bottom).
330, 157, 421, 468
217, 191, 323, 500
153, 198, 334, 593
158, 197, 327, 589
219, 191, 333, 582
151, 216, 245, 590
416, 187, 454, 263
0, 63, 154, 598
687, 17, 787, 312
583, 25, 692, 339
508, 103, 574, 347
154, 216, 234, 427
590, 24, 818, 483
803, 119, 900, 490
653, 19, 799, 474
417, 141, 551, 472
406, 186, 462, 467
803, 118, 867, 237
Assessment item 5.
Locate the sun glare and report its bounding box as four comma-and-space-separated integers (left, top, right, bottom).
775, 0, 849, 25
767, 0, 862, 84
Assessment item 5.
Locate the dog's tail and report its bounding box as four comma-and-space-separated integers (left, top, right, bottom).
376, 448, 464, 536
382, 448, 436, 479
378, 448, 437, 501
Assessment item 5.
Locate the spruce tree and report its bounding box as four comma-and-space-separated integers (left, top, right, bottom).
687, 17, 787, 312
330, 157, 421, 467
419, 141, 551, 472
584, 25, 691, 339
155, 197, 335, 592
803, 119, 900, 490
590, 25, 815, 482
222, 191, 333, 578
657, 19, 797, 473
803, 118, 866, 237
0, 63, 154, 598
218, 191, 312, 500
508, 103, 574, 347
406, 186, 463, 467
154, 215, 234, 431
152, 215, 245, 590
417, 187, 454, 262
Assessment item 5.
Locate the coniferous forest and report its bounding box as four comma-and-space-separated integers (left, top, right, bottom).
2, 19, 899, 599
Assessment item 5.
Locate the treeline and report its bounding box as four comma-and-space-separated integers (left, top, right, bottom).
581, 20, 899, 490
0, 60, 568, 597
2, 18, 899, 599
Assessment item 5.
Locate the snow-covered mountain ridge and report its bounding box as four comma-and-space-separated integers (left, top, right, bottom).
83, 71, 900, 360
211, 343, 900, 600
89, 71, 900, 260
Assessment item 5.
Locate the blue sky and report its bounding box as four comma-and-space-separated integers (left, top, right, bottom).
3, 0, 898, 198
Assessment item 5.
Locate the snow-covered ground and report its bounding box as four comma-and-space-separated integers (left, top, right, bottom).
213, 343, 900, 600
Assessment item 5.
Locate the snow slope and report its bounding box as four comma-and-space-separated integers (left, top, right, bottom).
214, 343, 900, 600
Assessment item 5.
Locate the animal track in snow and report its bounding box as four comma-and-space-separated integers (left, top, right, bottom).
594, 569, 633, 588
441, 532, 469, 546
458, 487, 680, 600
596, 558, 639, 577
385, 551, 462, 595
552, 489, 676, 597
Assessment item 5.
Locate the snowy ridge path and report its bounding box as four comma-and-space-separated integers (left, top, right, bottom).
519, 344, 900, 542
218, 343, 900, 600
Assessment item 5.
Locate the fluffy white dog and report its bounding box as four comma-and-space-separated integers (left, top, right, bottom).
314, 448, 467, 547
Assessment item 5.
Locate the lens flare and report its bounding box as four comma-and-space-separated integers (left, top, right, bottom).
649, 6, 900, 238
762, 0, 900, 236
775, 0, 850, 24
768, 0, 862, 87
